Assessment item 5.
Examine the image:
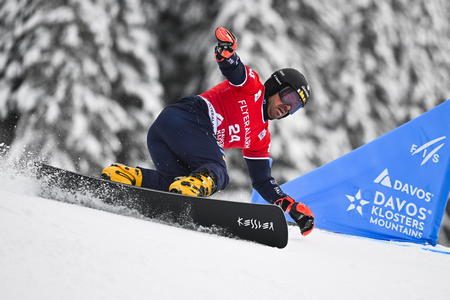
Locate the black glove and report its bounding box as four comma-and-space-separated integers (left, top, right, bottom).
214, 26, 237, 61
274, 196, 315, 236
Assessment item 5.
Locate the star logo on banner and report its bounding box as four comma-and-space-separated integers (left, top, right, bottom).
346, 189, 370, 216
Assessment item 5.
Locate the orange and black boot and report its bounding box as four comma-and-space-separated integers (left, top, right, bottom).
101, 163, 143, 187
169, 172, 216, 197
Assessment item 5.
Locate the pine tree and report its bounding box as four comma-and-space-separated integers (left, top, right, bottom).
265, 0, 450, 182
151, 0, 221, 104
0, 0, 163, 172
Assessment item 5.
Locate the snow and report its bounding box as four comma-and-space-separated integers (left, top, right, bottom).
1, 173, 450, 299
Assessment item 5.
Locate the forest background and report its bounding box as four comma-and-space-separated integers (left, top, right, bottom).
1, 0, 449, 243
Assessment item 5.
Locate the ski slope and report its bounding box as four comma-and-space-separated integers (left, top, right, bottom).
1, 174, 450, 300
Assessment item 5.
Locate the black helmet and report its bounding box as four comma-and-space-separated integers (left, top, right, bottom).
264, 68, 311, 112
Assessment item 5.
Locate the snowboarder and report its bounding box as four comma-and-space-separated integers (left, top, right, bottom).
102, 27, 314, 235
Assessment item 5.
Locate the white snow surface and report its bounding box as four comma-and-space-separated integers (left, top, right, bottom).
1, 174, 450, 300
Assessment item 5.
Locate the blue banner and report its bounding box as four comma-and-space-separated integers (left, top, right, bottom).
252, 100, 450, 245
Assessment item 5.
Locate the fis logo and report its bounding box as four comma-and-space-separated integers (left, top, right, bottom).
249, 68, 256, 79
410, 136, 446, 166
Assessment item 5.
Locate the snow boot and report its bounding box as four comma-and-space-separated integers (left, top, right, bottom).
101, 163, 143, 187
169, 172, 216, 197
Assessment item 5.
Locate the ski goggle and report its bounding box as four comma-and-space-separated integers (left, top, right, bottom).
279, 86, 305, 114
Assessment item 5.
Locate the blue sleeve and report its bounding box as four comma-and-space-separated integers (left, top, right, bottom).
245, 158, 288, 204
217, 53, 246, 86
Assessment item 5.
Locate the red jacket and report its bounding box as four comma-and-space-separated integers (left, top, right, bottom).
200, 66, 270, 159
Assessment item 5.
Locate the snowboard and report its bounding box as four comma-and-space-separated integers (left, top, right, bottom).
35, 164, 289, 248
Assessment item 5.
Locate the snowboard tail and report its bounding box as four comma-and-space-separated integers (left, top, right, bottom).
35, 164, 288, 248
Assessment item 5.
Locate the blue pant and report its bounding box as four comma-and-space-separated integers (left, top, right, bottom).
139, 96, 229, 192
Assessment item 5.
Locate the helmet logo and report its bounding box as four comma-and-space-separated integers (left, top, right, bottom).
304, 85, 311, 97
297, 89, 307, 103
273, 74, 282, 85
297, 85, 311, 103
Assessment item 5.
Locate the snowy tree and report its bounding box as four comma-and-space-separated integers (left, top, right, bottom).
265, 0, 450, 182
150, 0, 221, 104
0, 0, 163, 172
